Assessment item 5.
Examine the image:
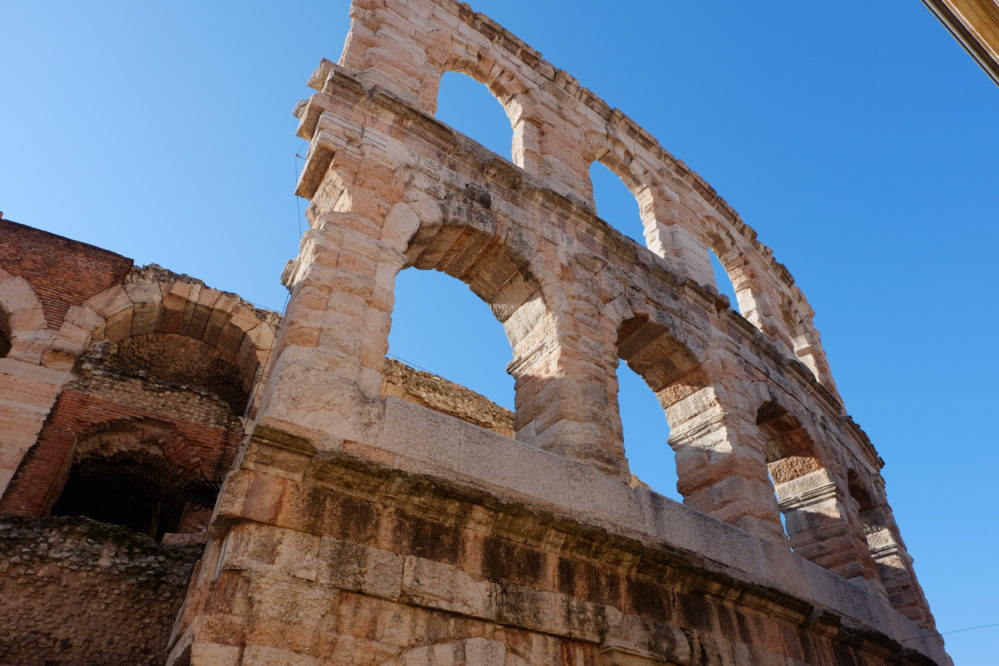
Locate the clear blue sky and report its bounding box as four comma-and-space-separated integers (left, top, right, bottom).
2, 1, 997, 662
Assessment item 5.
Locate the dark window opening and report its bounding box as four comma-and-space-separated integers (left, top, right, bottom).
0, 329, 10, 358
848, 469, 883, 532
52, 458, 188, 541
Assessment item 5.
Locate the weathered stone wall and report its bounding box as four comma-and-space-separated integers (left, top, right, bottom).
0, 221, 279, 512
382, 358, 514, 436
169, 0, 948, 663
169, 432, 945, 665
0, 515, 199, 665
0, 222, 280, 662
0, 1, 951, 662
0, 219, 133, 330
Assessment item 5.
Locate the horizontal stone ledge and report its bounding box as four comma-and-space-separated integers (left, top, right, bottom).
234, 430, 944, 664
370, 397, 944, 662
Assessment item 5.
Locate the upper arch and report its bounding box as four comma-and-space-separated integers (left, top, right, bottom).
65, 274, 278, 408
0, 267, 51, 363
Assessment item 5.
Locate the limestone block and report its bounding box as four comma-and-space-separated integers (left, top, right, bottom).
188, 642, 242, 666
61, 304, 102, 333
258, 346, 383, 447
317, 537, 403, 600
400, 555, 496, 618
51, 321, 89, 355
379, 396, 463, 464
0, 275, 32, 310
242, 645, 319, 666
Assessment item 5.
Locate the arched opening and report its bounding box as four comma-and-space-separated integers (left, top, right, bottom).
0, 323, 10, 358
400, 199, 552, 443
617, 315, 703, 502
589, 160, 645, 245
435, 71, 513, 159
847, 469, 879, 523
387, 268, 515, 434
710, 249, 740, 309
757, 401, 824, 546
50, 420, 215, 541
0, 284, 267, 522
52, 458, 187, 540
616, 360, 680, 501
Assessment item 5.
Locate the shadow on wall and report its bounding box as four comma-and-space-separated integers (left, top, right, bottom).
0, 311, 10, 357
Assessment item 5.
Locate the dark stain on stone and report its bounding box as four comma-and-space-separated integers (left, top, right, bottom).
394, 512, 461, 564
628, 578, 666, 622
679, 591, 713, 631
335, 495, 378, 544
483, 535, 543, 585
557, 557, 575, 595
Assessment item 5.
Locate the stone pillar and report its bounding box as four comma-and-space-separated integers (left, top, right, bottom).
0, 272, 69, 497
338, 0, 443, 116
664, 371, 786, 543
639, 187, 715, 288
773, 469, 884, 590
849, 472, 936, 629
255, 215, 404, 450
512, 260, 628, 480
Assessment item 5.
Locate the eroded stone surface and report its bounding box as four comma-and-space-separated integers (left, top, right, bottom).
0, 516, 199, 665
0, 0, 948, 663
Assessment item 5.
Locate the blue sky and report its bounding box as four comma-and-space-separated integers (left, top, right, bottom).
2, 1, 997, 662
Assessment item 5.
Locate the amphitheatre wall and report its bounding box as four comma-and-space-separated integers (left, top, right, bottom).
168, 0, 948, 664
0, 0, 951, 663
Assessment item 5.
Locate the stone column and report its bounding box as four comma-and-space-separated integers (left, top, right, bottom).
512, 258, 628, 480
255, 214, 404, 451
664, 361, 786, 543
849, 473, 936, 629
773, 469, 884, 591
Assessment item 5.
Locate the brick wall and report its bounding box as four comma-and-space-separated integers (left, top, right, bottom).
0, 218, 132, 329
0, 389, 241, 518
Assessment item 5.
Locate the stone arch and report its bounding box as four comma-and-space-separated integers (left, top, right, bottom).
395, 187, 562, 445
613, 310, 707, 490
845, 467, 932, 624
754, 396, 887, 580
0, 267, 51, 363
755, 399, 826, 541
425, 29, 536, 164
68, 277, 277, 412
1, 276, 271, 517
583, 136, 667, 245
380, 637, 531, 666
702, 223, 774, 331
604, 299, 784, 539
431, 37, 531, 118
50, 418, 215, 540
0, 269, 70, 497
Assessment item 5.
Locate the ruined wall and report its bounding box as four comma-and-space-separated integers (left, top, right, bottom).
382, 358, 514, 436
0, 219, 279, 662
0, 516, 199, 665
0, 1, 951, 662
0, 218, 519, 664
168, 0, 948, 664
